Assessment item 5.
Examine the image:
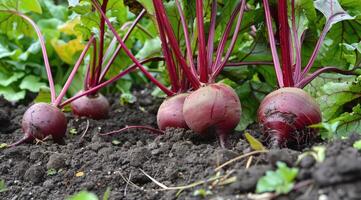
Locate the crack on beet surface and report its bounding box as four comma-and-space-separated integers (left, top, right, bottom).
265, 108, 297, 125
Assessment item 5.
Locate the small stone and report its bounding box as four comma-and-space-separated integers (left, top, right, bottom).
47, 153, 67, 170
299, 155, 316, 168
43, 180, 54, 188
29, 151, 43, 161
24, 165, 44, 183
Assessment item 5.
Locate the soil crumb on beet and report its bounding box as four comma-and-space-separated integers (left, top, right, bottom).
1, 94, 361, 200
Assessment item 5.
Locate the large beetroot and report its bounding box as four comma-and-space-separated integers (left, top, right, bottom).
183, 83, 241, 147
259, 0, 354, 146
258, 88, 321, 146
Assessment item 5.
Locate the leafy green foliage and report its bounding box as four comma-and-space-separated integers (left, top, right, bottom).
353, 139, 361, 150
256, 162, 299, 194
0, 0, 71, 102
67, 191, 98, 200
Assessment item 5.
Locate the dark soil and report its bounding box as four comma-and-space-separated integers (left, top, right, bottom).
1, 91, 361, 200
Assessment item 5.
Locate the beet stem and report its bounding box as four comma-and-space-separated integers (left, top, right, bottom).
91, 0, 175, 96
9, 134, 33, 147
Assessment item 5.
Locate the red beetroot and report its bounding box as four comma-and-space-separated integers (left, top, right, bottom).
70, 92, 110, 119
157, 93, 189, 130
257, 87, 321, 146
11, 103, 67, 146
183, 83, 241, 147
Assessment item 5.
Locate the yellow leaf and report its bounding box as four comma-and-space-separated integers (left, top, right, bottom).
245, 132, 266, 151
51, 17, 85, 64
51, 38, 85, 64
75, 171, 85, 177
58, 17, 82, 37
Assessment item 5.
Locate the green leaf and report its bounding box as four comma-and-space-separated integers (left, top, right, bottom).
102, 187, 111, 200
0, 179, 7, 193
314, 0, 355, 29
19, 0, 42, 14
47, 168, 57, 176
34, 88, 52, 103
0, 71, 24, 87
0, 86, 25, 102
67, 191, 99, 200
137, 0, 154, 15
329, 104, 361, 137
19, 75, 47, 92
353, 139, 361, 150
135, 37, 161, 59
256, 162, 298, 195
68, 0, 80, 7
0, 143, 8, 149
120, 93, 137, 105
317, 76, 361, 121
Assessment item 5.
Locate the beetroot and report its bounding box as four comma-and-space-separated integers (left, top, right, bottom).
11, 103, 67, 146
183, 83, 241, 147
157, 93, 189, 130
258, 87, 321, 146
70, 92, 110, 119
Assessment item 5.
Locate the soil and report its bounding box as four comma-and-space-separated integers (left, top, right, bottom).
1, 90, 361, 200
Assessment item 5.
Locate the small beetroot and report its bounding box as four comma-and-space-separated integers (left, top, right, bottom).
71, 92, 110, 119
11, 103, 67, 146
157, 93, 189, 130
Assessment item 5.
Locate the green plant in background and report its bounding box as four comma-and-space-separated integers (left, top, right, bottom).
67, 187, 111, 200
0, 0, 69, 102
0, 179, 7, 193
256, 162, 299, 195
0, 0, 161, 103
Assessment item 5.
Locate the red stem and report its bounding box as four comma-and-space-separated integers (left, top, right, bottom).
89, 37, 98, 88
196, 0, 208, 82
296, 66, 357, 88
263, 0, 284, 87
54, 36, 95, 106
154, 4, 181, 91
212, 0, 246, 80
152, 0, 201, 89
4, 10, 56, 103
175, 0, 197, 80
301, 19, 333, 78
277, 0, 294, 87
211, 1, 243, 72
99, 9, 146, 82
291, 0, 302, 83
207, 0, 217, 69
60, 57, 164, 107
93, 0, 108, 86
225, 61, 274, 67
91, 0, 174, 96
84, 63, 91, 90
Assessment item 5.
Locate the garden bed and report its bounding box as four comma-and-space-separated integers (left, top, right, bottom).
1, 92, 361, 200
